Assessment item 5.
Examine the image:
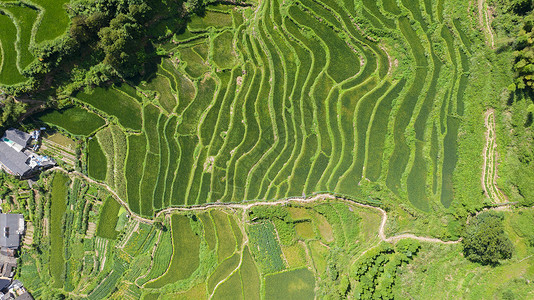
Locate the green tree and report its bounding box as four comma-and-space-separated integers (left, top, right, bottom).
508, 0, 532, 14
185, 0, 204, 13
0, 97, 27, 126
462, 212, 513, 265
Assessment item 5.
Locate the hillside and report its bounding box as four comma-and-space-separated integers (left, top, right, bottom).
0, 0, 533, 298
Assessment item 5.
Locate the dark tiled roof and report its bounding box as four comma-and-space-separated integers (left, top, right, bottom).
16, 292, 33, 300
0, 215, 23, 249
2, 129, 30, 148
0, 279, 9, 292
0, 143, 30, 177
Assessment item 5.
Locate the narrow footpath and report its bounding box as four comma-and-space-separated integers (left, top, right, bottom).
49, 167, 462, 245
482, 109, 507, 203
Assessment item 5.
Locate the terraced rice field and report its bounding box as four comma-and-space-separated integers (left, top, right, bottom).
145, 215, 200, 288
96, 196, 121, 240
32, 0, 70, 43
0, 0, 65, 85
37, 106, 106, 136
0, 11, 26, 84
72, 0, 474, 216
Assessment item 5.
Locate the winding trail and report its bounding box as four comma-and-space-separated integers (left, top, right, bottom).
49, 166, 462, 245
478, 0, 495, 48
482, 109, 507, 203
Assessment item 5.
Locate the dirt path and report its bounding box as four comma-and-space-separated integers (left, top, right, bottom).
50, 165, 463, 244
482, 109, 507, 203
52, 148, 515, 248
48, 167, 465, 245
154, 191, 461, 245
478, 0, 495, 48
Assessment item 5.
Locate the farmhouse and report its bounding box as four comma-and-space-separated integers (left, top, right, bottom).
0, 214, 24, 250
0, 129, 55, 178
0, 213, 24, 281
0, 214, 33, 299
0, 213, 24, 280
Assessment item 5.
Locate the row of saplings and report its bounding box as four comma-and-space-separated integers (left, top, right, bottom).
348, 211, 513, 299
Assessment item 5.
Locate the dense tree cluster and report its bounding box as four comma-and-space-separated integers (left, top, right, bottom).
21, 0, 209, 97
513, 13, 534, 90
462, 212, 513, 265
501, 0, 533, 15
0, 97, 27, 127
68, 1, 152, 77
492, 0, 534, 90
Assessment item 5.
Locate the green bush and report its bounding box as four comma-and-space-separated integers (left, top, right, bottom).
462, 212, 513, 265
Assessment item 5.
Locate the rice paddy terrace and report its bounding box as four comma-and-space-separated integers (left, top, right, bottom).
0, 0, 70, 85
36, 0, 477, 217
6, 0, 528, 298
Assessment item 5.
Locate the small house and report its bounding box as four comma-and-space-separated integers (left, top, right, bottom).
0, 214, 24, 250
0, 129, 55, 178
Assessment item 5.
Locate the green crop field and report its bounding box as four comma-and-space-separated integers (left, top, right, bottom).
137, 230, 173, 286
2, 4, 38, 71
240, 246, 261, 299
207, 253, 240, 294
75, 86, 143, 131
199, 212, 217, 251
37, 106, 106, 136
95, 196, 121, 240
211, 210, 237, 262
248, 221, 286, 274
87, 138, 107, 181
0, 0, 69, 85
0, 13, 26, 84
265, 268, 316, 299
49, 172, 70, 288
123, 223, 155, 257
33, 0, 70, 43
146, 214, 200, 288
16, 187, 534, 299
